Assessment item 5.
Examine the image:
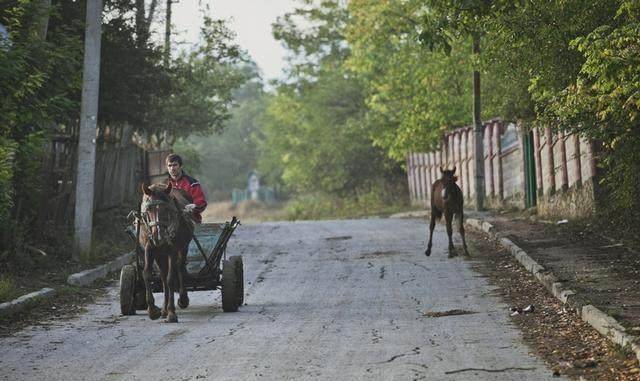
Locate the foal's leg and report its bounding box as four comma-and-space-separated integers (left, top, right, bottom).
425, 212, 437, 256
142, 247, 161, 320
177, 245, 189, 309
457, 211, 469, 256
166, 255, 178, 323
445, 211, 456, 257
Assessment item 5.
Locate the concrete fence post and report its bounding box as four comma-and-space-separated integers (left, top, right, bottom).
545, 127, 556, 196
417, 153, 425, 203
559, 131, 569, 192
424, 153, 429, 201
486, 123, 494, 198
406, 154, 414, 204
533, 127, 543, 197
573, 134, 582, 188
495, 121, 504, 201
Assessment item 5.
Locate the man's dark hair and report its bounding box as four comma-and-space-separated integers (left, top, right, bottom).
165, 153, 182, 166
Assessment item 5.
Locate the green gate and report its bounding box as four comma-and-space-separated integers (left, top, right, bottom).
523, 130, 537, 208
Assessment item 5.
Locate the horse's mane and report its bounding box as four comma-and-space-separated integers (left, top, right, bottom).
148, 183, 193, 209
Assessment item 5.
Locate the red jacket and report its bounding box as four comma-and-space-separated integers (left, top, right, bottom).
166, 173, 207, 223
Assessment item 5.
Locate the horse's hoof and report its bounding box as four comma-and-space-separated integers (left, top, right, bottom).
166, 313, 178, 323
425, 249, 431, 257
148, 306, 161, 320
161, 309, 168, 318
178, 296, 189, 309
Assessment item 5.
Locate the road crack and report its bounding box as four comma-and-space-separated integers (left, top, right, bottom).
379, 347, 421, 363
444, 367, 536, 375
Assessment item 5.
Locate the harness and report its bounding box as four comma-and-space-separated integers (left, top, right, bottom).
129, 193, 197, 250
137, 197, 181, 248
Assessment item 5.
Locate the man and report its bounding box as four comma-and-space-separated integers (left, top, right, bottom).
165, 154, 207, 223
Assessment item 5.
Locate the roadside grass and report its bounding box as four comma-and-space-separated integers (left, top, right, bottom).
0, 274, 19, 303
285, 191, 412, 221
0, 207, 133, 303
203, 200, 290, 224
203, 193, 413, 224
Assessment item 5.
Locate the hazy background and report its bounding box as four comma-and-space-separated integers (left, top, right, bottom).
171, 0, 296, 81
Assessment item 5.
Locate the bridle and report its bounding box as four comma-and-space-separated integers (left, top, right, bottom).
138, 195, 181, 248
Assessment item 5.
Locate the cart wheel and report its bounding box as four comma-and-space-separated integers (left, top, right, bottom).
230, 256, 244, 306
119, 265, 136, 315
222, 258, 240, 312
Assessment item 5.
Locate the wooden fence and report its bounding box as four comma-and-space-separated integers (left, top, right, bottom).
42, 127, 172, 226
407, 119, 597, 219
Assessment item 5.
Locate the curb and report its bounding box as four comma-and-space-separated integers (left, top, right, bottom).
0, 288, 56, 317
466, 217, 640, 363
389, 210, 428, 219
67, 251, 135, 287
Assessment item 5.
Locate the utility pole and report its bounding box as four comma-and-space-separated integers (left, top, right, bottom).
164, 0, 172, 66
74, 0, 102, 260
472, 33, 485, 211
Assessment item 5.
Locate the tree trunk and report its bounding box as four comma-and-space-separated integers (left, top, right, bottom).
164, 0, 172, 66
135, 0, 145, 47
74, 0, 102, 260
38, 0, 51, 40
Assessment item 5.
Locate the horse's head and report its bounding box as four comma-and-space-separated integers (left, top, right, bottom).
140, 183, 180, 248
439, 167, 458, 200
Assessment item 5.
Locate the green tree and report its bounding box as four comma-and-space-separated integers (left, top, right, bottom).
0, 0, 83, 258
541, 1, 640, 229
259, 0, 404, 198
347, 0, 476, 160
175, 62, 267, 198
481, 0, 619, 120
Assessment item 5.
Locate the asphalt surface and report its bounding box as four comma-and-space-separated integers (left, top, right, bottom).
0, 218, 563, 380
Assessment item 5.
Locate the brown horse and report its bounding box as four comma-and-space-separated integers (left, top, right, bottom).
139, 182, 194, 322
425, 167, 469, 257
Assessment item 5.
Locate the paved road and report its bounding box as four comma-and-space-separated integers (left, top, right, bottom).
0, 218, 561, 380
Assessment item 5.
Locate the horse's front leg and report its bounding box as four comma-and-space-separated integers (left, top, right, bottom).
142, 247, 161, 320
457, 211, 469, 256
157, 256, 169, 319
166, 254, 178, 323
425, 212, 437, 256
177, 246, 189, 309
445, 212, 456, 257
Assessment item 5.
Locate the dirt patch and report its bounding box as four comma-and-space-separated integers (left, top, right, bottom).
422, 309, 477, 318
358, 250, 400, 259
0, 277, 113, 337
467, 230, 640, 380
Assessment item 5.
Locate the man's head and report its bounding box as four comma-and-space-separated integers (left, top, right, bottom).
166, 154, 183, 179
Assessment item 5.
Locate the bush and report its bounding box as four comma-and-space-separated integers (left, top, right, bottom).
0, 274, 19, 303
285, 184, 410, 221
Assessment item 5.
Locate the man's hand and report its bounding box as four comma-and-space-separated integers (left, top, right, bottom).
183, 203, 196, 213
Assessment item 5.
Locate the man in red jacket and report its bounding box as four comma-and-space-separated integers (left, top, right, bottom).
165, 154, 207, 223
